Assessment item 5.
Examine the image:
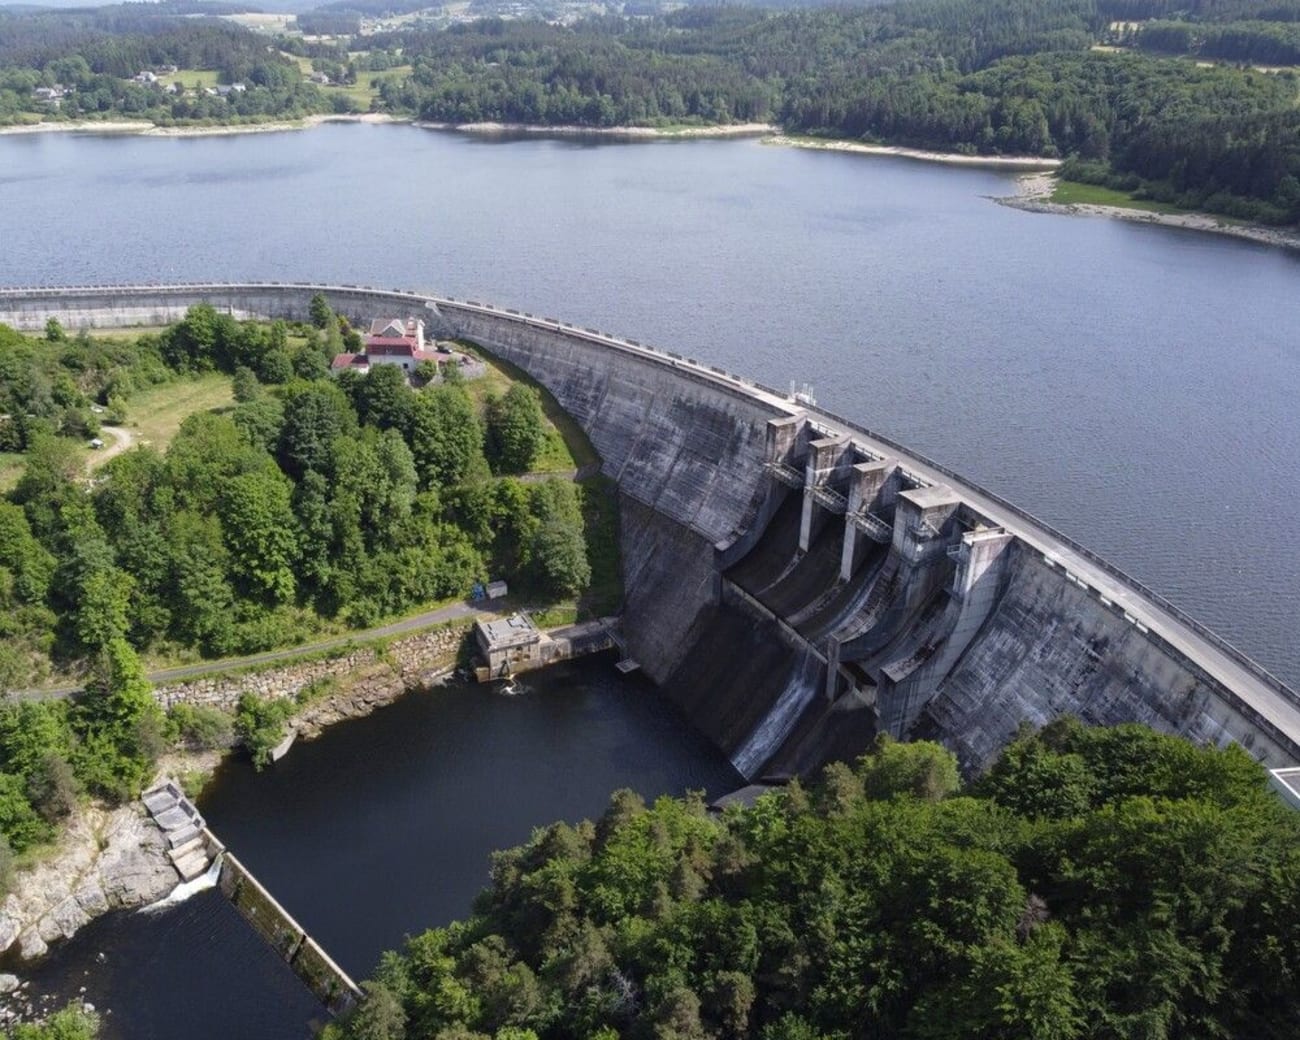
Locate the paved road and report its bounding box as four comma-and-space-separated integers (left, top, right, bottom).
17, 599, 497, 701
443, 295, 1300, 757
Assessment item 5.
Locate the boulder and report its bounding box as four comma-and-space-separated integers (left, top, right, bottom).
0, 914, 21, 956
74, 879, 109, 917
18, 931, 46, 961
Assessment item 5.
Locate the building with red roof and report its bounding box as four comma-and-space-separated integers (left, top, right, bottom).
332, 317, 439, 377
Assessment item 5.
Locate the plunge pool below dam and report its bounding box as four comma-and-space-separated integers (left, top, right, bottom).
13, 656, 742, 1039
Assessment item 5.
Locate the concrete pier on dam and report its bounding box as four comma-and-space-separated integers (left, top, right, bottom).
3, 282, 1299, 777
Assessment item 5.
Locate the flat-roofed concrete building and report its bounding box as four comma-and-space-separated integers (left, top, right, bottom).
475, 614, 541, 678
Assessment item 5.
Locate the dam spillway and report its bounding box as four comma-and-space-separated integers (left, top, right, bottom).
2, 283, 1299, 777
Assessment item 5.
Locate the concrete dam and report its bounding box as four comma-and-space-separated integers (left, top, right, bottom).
3, 282, 1300, 778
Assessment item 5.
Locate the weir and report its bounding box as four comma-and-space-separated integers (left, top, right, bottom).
5, 283, 1300, 778
217, 851, 361, 1016
143, 780, 361, 1015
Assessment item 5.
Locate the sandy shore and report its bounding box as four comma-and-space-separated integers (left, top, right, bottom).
0, 115, 773, 140
1002, 171, 1300, 253
415, 120, 777, 138
0, 113, 404, 138
764, 134, 1063, 169
0, 118, 1051, 159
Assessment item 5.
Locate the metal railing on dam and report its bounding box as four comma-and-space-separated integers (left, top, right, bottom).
2, 281, 1298, 759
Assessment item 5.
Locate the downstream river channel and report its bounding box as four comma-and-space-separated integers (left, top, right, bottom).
1, 124, 1298, 1035
20, 658, 740, 1038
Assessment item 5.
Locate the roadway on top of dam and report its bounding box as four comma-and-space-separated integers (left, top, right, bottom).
2, 281, 1298, 760
438, 293, 1300, 760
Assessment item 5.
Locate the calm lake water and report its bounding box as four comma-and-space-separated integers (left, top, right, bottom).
1, 124, 1298, 1036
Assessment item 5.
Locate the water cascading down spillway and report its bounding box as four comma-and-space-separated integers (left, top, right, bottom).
662, 410, 1023, 780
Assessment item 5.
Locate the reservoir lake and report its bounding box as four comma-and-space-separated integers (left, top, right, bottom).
0, 124, 1297, 1035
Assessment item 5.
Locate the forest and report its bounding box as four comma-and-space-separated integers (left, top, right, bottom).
363, 0, 1300, 222
324, 719, 1300, 1040
0, 298, 608, 905
0, 12, 336, 125
0, 299, 602, 690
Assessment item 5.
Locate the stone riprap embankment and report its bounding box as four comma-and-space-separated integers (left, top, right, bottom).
153, 623, 469, 737
2, 284, 1297, 780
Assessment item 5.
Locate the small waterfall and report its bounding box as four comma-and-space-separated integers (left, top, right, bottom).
141, 852, 224, 914
730, 648, 822, 779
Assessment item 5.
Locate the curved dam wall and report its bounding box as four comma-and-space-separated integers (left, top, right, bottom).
3, 283, 1299, 778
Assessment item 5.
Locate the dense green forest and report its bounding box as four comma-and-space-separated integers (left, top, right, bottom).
0, 300, 602, 690
325, 720, 1300, 1040
0, 298, 609, 889
361, 0, 1300, 222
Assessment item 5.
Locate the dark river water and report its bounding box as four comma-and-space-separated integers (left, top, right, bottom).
19, 657, 740, 1038
1, 124, 1298, 1034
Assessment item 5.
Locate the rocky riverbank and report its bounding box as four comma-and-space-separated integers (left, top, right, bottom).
417, 120, 776, 138
152, 621, 470, 715
0, 623, 472, 978
0, 804, 177, 964
1001, 172, 1300, 252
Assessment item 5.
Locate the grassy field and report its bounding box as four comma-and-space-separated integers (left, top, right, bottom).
87, 325, 170, 340
532, 427, 579, 473
456, 346, 597, 474
0, 452, 24, 493
1050, 179, 1185, 214
530, 605, 579, 628
124, 372, 235, 452
458, 344, 599, 472
219, 12, 296, 34
332, 65, 411, 108
287, 54, 411, 109
167, 69, 222, 90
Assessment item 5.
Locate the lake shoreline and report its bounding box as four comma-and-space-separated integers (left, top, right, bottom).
417, 119, 778, 138
0, 113, 404, 138
0, 117, 1052, 159
764, 134, 1063, 169
0, 629, 467, 980
1001, 171, 1300, 252
0, 114, 778, 140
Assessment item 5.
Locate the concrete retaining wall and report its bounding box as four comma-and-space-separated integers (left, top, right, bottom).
438, 302, 775, 545
4, 283, 1298, 773
920, 551, 1298, 771
0, 283, 426, 336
